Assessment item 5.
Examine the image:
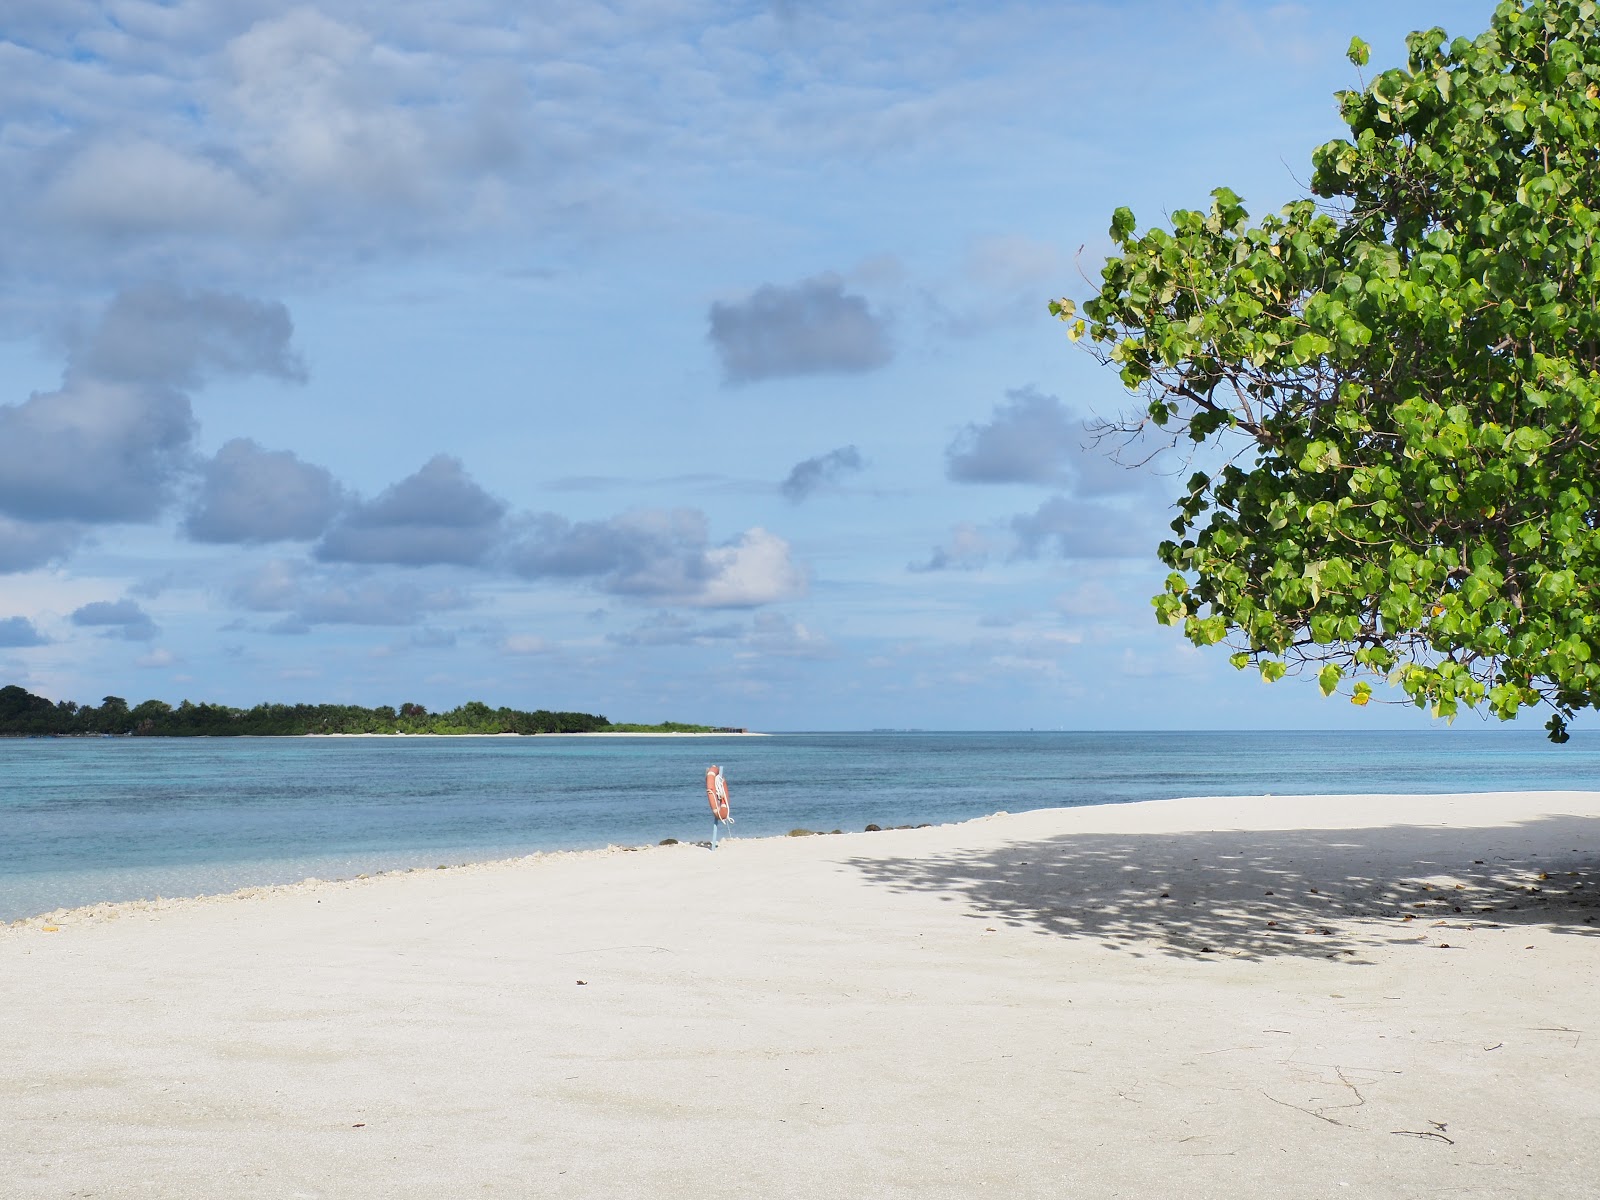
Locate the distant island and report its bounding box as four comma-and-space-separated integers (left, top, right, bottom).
0, 685, 732, 737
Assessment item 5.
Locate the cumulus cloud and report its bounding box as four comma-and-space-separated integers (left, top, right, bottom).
70, 598, 159, 641
508, 508, 707, 592
316, 456, 506, 567
0, 516, 85, 573
0, 376, 195, 522
0, 616, 48, 647
708, 275, 891, 384
696, 528, 809, 607
185, 439, 344, 544
0, 286, 304, 529
945, 387, 1084, 486
1009, 496, 1146, 560
73, 284, 306, 389
944, 387, 1151, 496
780, 445, 864, 502
507, 509, 807, 608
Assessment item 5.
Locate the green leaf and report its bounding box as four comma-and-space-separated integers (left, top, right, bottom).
1347, 36, 1371, 67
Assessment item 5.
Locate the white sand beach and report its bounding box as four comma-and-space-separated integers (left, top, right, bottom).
4, 790, 1598, 1199
305, 730, 766, 738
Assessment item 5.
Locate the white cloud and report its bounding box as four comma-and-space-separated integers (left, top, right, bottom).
693, 527, 808, 608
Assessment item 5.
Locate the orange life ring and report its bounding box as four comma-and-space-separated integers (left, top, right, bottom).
706, 766, 729, 820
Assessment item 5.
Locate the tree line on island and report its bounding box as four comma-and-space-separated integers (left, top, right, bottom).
0, 685, 721, 737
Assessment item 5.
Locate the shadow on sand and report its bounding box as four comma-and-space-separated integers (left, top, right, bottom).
845, 814, 1600, 962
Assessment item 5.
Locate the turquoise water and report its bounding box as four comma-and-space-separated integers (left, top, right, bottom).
3, 730, 1598, 921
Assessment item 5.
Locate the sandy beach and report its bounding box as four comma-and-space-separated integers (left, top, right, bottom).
4, 790, 1598, 1199
304, 730, 767, 738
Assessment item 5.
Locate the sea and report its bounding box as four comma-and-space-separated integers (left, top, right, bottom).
3, 729, 1598, 923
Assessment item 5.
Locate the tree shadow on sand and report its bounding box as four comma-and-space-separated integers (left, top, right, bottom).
845, 814, 1600, 962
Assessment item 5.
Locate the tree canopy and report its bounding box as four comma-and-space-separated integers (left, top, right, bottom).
1058, 0, 1600, 741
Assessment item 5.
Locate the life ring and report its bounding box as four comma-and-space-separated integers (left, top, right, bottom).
707, 765, 729, 820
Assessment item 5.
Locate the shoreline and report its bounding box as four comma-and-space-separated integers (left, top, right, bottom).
305, 729, 768, 738
0, 814, 909, 931
6, 787, 1595, 931
7, 790, 1599, 1197
2, 730, 766, 741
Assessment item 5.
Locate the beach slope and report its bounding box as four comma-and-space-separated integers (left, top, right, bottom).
4, 790, 1598, 1199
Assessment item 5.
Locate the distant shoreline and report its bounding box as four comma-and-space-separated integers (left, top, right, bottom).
304, 730, 767, 738
2, 730, 764, 740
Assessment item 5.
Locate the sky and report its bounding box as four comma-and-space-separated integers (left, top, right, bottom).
0, 0, 1531, 733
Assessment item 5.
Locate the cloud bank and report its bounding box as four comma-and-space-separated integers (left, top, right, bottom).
316, 456, 507, 567
508, 509, 807, 608
0, 285, 304, 540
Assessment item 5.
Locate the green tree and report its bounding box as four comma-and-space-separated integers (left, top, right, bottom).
1061, 0, 1600, 741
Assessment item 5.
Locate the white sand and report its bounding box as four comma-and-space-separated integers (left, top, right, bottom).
306, 730, 765, 738
4, 790, 1598, 1199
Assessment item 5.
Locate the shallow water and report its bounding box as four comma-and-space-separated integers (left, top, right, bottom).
3, 729, 1597, 920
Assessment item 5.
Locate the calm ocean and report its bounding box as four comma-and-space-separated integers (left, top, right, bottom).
3, 729, 1598, 922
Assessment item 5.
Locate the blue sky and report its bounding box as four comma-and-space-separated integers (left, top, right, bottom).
0, 0, 1524, 731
